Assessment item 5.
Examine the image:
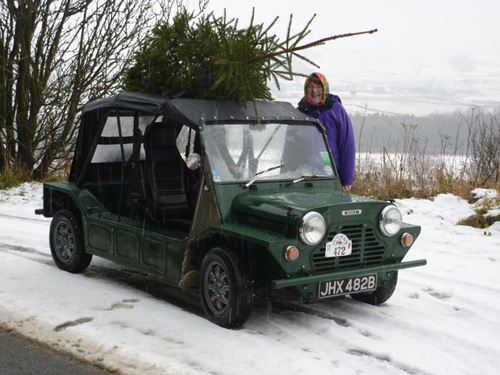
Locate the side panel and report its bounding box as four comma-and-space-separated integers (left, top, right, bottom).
83, 214, 186, 283
87, 221, 113, 253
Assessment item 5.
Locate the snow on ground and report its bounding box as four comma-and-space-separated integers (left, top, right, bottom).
1, 183, 500, 375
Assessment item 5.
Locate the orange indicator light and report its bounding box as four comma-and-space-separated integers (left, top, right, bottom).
401, 233, 414, 247
285, 246, 300, 261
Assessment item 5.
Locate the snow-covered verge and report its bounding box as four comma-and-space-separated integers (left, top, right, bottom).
1, 183, 499, 375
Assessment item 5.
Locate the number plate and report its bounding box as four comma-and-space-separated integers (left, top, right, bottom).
318, 274, 378, 299
325, 233, 352, 257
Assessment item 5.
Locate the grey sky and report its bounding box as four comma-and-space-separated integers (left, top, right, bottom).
205, 0, 500, 115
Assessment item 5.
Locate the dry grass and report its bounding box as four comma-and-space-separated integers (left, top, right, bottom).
0, 165, 32, 190
352, 151, 499, 201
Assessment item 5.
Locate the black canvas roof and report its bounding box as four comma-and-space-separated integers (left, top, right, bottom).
71, 92, 317, 184
81, 92, 313, 128
82, 92, 168, 114
163, 97, 312, 127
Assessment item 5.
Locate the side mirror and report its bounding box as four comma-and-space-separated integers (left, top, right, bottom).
186, 153, 201, 170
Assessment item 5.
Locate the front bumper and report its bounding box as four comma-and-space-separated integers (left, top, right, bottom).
272, 259, 427, 289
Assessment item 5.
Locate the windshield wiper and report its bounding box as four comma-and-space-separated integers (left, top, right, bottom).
245, 163, 285, 187
303, 174, 330, 178
286, 174, 330, 186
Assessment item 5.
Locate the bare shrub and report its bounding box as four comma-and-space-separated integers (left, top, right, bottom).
353, 108, 500, 201
354, 122, 438, 199
469, 109, 500, 185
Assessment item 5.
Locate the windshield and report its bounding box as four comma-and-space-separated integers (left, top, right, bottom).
203, 123, 336, 183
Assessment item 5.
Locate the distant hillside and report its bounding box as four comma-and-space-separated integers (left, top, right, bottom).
350, 110, 475, 154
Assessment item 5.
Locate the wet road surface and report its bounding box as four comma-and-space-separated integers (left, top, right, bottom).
0, 327, 119, 375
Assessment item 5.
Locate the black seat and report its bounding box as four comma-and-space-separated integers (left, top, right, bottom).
143, 123, 191, 231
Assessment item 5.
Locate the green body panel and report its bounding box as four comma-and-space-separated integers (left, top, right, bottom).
43, 181, 187, 283
189, 162, 223, 234
84, 215, 187, 281
212, 179, 340, 221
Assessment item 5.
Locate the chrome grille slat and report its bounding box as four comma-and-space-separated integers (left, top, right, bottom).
311, 224, 386, 273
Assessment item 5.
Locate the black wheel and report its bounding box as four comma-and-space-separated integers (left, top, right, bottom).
200, 247, 253, 328
49, 210, 92, 273
351, 271, 398, 305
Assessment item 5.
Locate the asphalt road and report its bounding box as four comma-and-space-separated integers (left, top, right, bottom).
0, 327, 118, 375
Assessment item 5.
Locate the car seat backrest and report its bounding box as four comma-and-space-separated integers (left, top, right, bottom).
143, 123, 190, 226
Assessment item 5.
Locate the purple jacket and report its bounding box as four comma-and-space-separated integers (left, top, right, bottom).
298, 94, 355, 186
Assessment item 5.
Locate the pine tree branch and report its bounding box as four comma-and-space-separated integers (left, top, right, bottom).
216, 29, 378, 66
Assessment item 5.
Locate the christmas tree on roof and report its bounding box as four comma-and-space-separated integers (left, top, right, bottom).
123, 9, 376, 108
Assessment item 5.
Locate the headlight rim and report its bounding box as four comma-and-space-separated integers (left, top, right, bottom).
379, 205, 403, 237
299, 211, 326, 245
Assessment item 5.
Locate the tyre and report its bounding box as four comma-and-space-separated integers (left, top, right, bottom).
200, 247, 253, 328
351, 271, 398, 305
49, 210, 92, 273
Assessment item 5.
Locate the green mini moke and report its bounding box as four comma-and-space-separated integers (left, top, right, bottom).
36, 92, 426, 327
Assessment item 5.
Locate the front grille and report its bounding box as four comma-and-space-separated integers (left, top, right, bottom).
311, 224, 386, 274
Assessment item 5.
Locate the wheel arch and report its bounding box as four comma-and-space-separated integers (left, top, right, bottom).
42, 184, 83, 227
180, 230, 266, 290
185, 232, 259, 271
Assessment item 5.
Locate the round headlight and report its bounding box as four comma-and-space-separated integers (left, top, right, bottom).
379, 206, 403, 236
299, 212, 326, 245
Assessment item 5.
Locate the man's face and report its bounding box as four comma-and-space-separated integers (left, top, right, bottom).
306, 83, 323, 105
